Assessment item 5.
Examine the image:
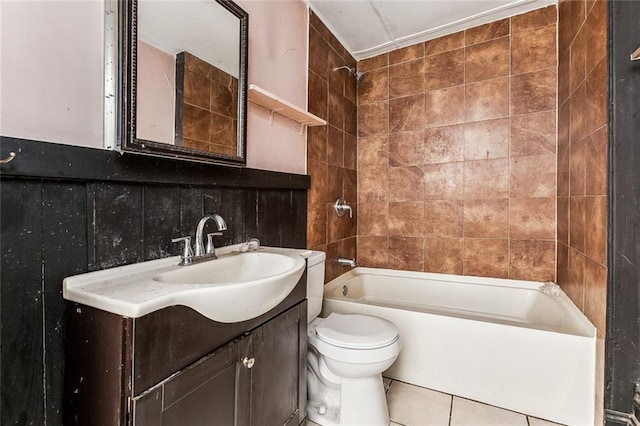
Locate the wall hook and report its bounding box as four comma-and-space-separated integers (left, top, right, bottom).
0, 152, 16, 164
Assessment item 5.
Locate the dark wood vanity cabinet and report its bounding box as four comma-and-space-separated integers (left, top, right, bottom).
249, 305, 306, 426
65, 273, 307, 426
132, 337, 249, 426
131, 304, 306, 426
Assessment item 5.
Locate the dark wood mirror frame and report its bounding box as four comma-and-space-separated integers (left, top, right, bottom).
117, 0, 248, 165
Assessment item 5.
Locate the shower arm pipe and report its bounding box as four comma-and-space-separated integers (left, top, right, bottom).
332, 65, 364, 83
333, 65, 353, 73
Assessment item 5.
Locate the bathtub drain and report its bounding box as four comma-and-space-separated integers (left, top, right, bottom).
342, 285, 348, 296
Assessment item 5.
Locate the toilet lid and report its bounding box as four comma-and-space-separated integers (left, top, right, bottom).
314, 313, 399, 349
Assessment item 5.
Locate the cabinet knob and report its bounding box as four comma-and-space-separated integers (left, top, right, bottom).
242, 357, 255, 369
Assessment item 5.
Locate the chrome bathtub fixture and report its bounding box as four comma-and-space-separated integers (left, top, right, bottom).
334, 197, 353, 218
333, 65, 365, 83
172, 214, 227, 265
337, 257, 356, 267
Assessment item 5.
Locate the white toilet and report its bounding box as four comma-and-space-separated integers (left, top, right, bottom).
306, 251, 401, 426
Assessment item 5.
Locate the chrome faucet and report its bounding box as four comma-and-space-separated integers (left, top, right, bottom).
337, 257, 356, 267
194, 214, 227, 257
172, 214, 227, 265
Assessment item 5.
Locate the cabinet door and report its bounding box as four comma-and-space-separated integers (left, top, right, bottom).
132, 335, 252, 426
250, 302, 306, 426
131, 302, 307, 426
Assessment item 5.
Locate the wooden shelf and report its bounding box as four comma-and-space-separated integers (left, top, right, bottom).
247, 84, 327, 127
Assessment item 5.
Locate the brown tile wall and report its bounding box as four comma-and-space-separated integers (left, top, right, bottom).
307, 12, 358, 282
557, 4, 608, 419
557, 0, 607, 336
177, 52, 238, 155
356, 6, 558, 281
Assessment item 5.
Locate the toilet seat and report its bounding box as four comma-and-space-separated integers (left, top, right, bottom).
308, 314, 401, 366
309, 332, 401, 365
315, 313, 399, 349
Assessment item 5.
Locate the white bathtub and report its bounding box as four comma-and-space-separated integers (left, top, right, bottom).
321, 268, 596, 426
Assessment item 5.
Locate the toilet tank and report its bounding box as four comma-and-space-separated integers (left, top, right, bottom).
306, 250, 326, 323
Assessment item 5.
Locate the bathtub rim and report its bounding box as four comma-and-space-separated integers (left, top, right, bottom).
328, 267, 554, 291
323, 267, 596, 339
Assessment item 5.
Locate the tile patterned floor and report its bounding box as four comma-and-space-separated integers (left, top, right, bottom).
305, 378, 564, 426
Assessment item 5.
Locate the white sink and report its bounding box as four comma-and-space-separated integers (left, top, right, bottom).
154, 252, 299, 285
63, 246, 308, 323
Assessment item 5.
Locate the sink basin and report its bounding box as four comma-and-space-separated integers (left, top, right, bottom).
154, 252, 299, 285
63, 247, 308, 323
152, 251, 305, 322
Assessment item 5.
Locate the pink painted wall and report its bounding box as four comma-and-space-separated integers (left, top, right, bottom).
1, 0, 310, 174
0, 0, 104, 148
137, 40, 176, 145
237, 0, 309, 174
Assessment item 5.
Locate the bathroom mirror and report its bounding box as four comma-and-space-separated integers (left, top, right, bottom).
107, 0, 248, 165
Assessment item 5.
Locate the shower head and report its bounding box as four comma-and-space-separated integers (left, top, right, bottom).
333, 65, 365, 84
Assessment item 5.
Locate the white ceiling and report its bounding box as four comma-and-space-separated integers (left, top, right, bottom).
139, 0, 240, 77
307, 0, 556, 60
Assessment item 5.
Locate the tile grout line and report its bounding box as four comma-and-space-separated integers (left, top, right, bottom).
383, 378, 565, 426
461, 28, 467, 276
507, 16, 512, 280
448, 393, 454, 426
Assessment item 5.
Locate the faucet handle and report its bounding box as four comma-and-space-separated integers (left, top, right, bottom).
206, 232, 223, 254
172, 236, 194, 265
240, 238, 261, 253
334, 197, 353, 219
247, 238, 260, 250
